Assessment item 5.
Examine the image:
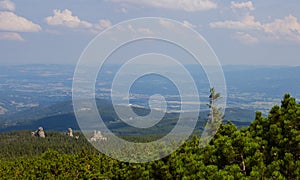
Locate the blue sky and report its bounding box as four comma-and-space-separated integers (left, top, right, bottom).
0, 0, 300, 66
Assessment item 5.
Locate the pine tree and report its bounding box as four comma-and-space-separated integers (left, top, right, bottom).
207, 87, 224, 134
199, 88, 224, 147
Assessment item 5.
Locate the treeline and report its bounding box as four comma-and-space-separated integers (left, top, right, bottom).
0, 94, 299, 179
0, 131, 97, 160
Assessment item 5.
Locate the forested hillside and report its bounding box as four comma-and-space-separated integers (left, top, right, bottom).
0, 94, 299, 179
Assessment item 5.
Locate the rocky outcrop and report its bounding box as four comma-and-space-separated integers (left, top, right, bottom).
90, 130, 107, 142
31, 126, 45, 138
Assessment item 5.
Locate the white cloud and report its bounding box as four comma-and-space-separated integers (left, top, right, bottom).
126, 24, 154, 35
137, 27, 153, 35
0, 0, 15, 11
90, 19, 112, 34
210, 13, 300, 43
159, 19, 175, 28
94, 19, 112, 31
45, 9, 112, 34
0, 32, 24, 41
159, 19, 197, 30
263, 15, 300, 41
0, 11, 41, 32
182, 20, 196, 29
111, 0, 217, 12
233, 32, 258, 44
210, 13, 262, 30
45, 9, 92, 28
231, 1, 255, 11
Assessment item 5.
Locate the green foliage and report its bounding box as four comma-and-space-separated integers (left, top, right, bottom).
0, 93, 299, 179
0, 131, 97, 160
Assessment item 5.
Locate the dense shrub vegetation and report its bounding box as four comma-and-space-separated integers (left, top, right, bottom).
0, 94, 299, 179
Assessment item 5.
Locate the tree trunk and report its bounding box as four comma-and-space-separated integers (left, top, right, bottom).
240, 154, 246, 175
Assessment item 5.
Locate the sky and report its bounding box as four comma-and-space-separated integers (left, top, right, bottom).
0, 0, 300, 66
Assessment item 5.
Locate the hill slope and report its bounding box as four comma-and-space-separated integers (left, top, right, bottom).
0, 94, 299, 179
0, 99, 255, 134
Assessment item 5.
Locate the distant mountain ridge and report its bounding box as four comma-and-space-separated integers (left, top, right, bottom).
3, 64, 297, 134
1, 64, 300, 117
0, 99, 255, 134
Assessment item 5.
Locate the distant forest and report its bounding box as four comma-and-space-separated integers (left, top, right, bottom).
0, 94, 299, 179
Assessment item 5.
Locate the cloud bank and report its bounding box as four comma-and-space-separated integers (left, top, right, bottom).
210, 13, 300, 43
45, 9, 92, 28
0, 0, 15, 11
45, 9, 112, 34
0, 32, 24, 41
0, 1, 41, 41
231, 1, 254, 11
0, 11, 41, 32
210, 13, 261, 30
233, 32, 258, 45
